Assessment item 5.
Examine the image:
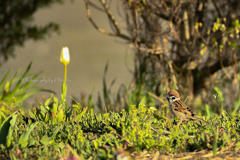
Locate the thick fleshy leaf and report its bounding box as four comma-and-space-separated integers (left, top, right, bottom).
19, 122, 38, 148
0, 112, 18, 146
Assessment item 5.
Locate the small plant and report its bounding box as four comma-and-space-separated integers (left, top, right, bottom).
0, 62, 55, 114
1, 101, 239, 159
60, 47, 70, 102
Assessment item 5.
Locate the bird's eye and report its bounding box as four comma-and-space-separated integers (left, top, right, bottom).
171, 97, 175, 100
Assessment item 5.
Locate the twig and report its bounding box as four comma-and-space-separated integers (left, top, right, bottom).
84, 0, 116, 36
184, 96, 188, 103
150, 126, 171, 134
84, 0, 132, 41
88, 1, 104, 12
99, 0, 121, 34
66, 144, 81, 160
112, 130, 133, 146
98, 0, 132, 41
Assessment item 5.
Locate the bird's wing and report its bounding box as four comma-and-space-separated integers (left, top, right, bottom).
173, 100, 209, 124
173, 100, 197, 117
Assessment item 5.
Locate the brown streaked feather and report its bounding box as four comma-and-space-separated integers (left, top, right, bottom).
173, 99, 209, 124
166, 90, 209, 125
173, 100, 194, 115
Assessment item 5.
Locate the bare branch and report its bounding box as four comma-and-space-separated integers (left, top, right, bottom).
84, 0, 133, 42
84, 0, 116, 36
212, 0, 223, 18
88, 1, 104, 12
99, 0, 121, 34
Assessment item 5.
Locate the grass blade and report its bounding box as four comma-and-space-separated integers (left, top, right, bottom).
19, 122, 38, 148
10, 62, 32, 95
213, 127, 218, 156
75, 106, 88, 120
0, 69, 12, 91
233, 94, 240, 115
0, 111, 6, 126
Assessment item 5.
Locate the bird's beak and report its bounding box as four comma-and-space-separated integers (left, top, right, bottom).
164, 94, 169, 98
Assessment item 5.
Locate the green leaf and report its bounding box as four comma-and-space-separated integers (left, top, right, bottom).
51, 126, 61, 138
0, 62, 55, 104
75, 106, 88, 120
213, 128, 218, 156
139, 95, 146, 104
149, 107, 157, 111
44, 112, 50, 122
53, 96, 59, 105
4, 81, 10, 93
53, 102, 58, 114
58, 142, 65, 149
213, 87, 224, 102
44, 95, 53, 106
19, 122, 38, 148
8, 68, 21, 90
57, 107, 64, 122
28, 109, 36, 120
103, 62, 111, 108
93, 140, 99, 149
233, 94, 240, 115
223, 132, 230, 144
0, 112, 18, 146
76, 139, 81, 149
9, 151, 17, 160
0, 111, 6, 126
205, 104, 212, 119
0, 69, 12, 92
7, 62, 32, 98
65, 107, 73, 121
40, 135, 50, 146
6, 114, 18, 147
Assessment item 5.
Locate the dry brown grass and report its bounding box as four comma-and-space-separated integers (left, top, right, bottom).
129, 149, 240, 160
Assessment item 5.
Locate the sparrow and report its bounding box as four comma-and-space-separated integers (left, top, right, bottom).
164, 90, 209, 128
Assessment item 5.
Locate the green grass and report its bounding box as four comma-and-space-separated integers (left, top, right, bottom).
1, 62, 240, 159
0, 100, 240, 159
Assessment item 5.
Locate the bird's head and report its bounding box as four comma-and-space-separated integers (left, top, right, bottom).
164, 90, 180, 102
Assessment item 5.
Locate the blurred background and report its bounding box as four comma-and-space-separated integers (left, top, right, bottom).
1, 0, 133, 106
1, 0, 240, 114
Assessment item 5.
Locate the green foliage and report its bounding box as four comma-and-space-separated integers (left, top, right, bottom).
0, 61, 239, 158
19, 122, 38, 148
0, 112, 17, 147
92, 62, 158, 112
233, 94, 240, 115
1, 98, 240, 159
205, 104, 214, 120
213, 87, 224, 112
26, 95, 71, 124
0, 111, 6, 125
0, 62, 55, 114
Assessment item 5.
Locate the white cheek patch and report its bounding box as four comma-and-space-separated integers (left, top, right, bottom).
172, 98, 180, 102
